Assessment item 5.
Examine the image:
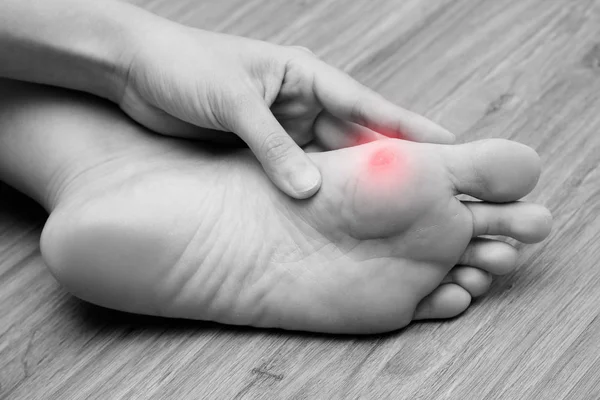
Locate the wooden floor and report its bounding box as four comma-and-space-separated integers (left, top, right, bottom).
2, 0, 600, 398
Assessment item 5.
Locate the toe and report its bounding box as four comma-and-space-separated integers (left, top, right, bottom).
443, 139, 541, 202
465, 201, 553, 243
458, 238, 518, 275
413, 284, 471, 320
443, 266, 492, 297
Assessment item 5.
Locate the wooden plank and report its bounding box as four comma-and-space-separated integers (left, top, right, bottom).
1, 0, 600, 399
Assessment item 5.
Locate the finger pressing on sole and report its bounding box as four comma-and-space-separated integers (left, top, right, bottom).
311, 60, 456, 144
313, 111, 386, 150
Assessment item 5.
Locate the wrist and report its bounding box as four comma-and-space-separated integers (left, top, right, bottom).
82, 1, 170, 104
63, 0, 136, 103
55, 0, 154, 103
0, 0, 158, 103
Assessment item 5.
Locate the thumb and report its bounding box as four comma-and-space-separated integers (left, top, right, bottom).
230, 97, 322, 199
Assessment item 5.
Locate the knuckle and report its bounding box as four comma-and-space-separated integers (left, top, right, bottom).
208, 85, 249, 129
261, 132, 295, 163
231, 91, 254, 111
223, 91, 257, 129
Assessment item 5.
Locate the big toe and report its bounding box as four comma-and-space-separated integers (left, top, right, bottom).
443, 139, 541, 202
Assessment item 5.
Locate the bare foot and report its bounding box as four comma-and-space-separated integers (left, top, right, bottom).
0, 81, 552, 333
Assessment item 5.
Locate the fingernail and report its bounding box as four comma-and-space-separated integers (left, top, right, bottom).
291, 164, 322, 198
438, 125, 456, 142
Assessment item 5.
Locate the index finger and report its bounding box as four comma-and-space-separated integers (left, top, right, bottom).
311, 60, 455, 144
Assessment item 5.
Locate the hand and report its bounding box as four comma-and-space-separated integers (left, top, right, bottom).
119, 19, 455, 199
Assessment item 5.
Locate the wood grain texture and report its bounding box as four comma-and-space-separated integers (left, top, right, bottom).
2, 0, 600, 398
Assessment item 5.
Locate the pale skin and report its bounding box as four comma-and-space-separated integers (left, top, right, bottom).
0, 80, 552, 334
0, 0, 454, 200
0, 0, 553, 333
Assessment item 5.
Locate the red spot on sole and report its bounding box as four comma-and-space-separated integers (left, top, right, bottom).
369, 148, 396, 169
365, 146, 408, 190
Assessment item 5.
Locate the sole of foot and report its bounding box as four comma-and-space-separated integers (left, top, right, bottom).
1, 82, 552, 334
